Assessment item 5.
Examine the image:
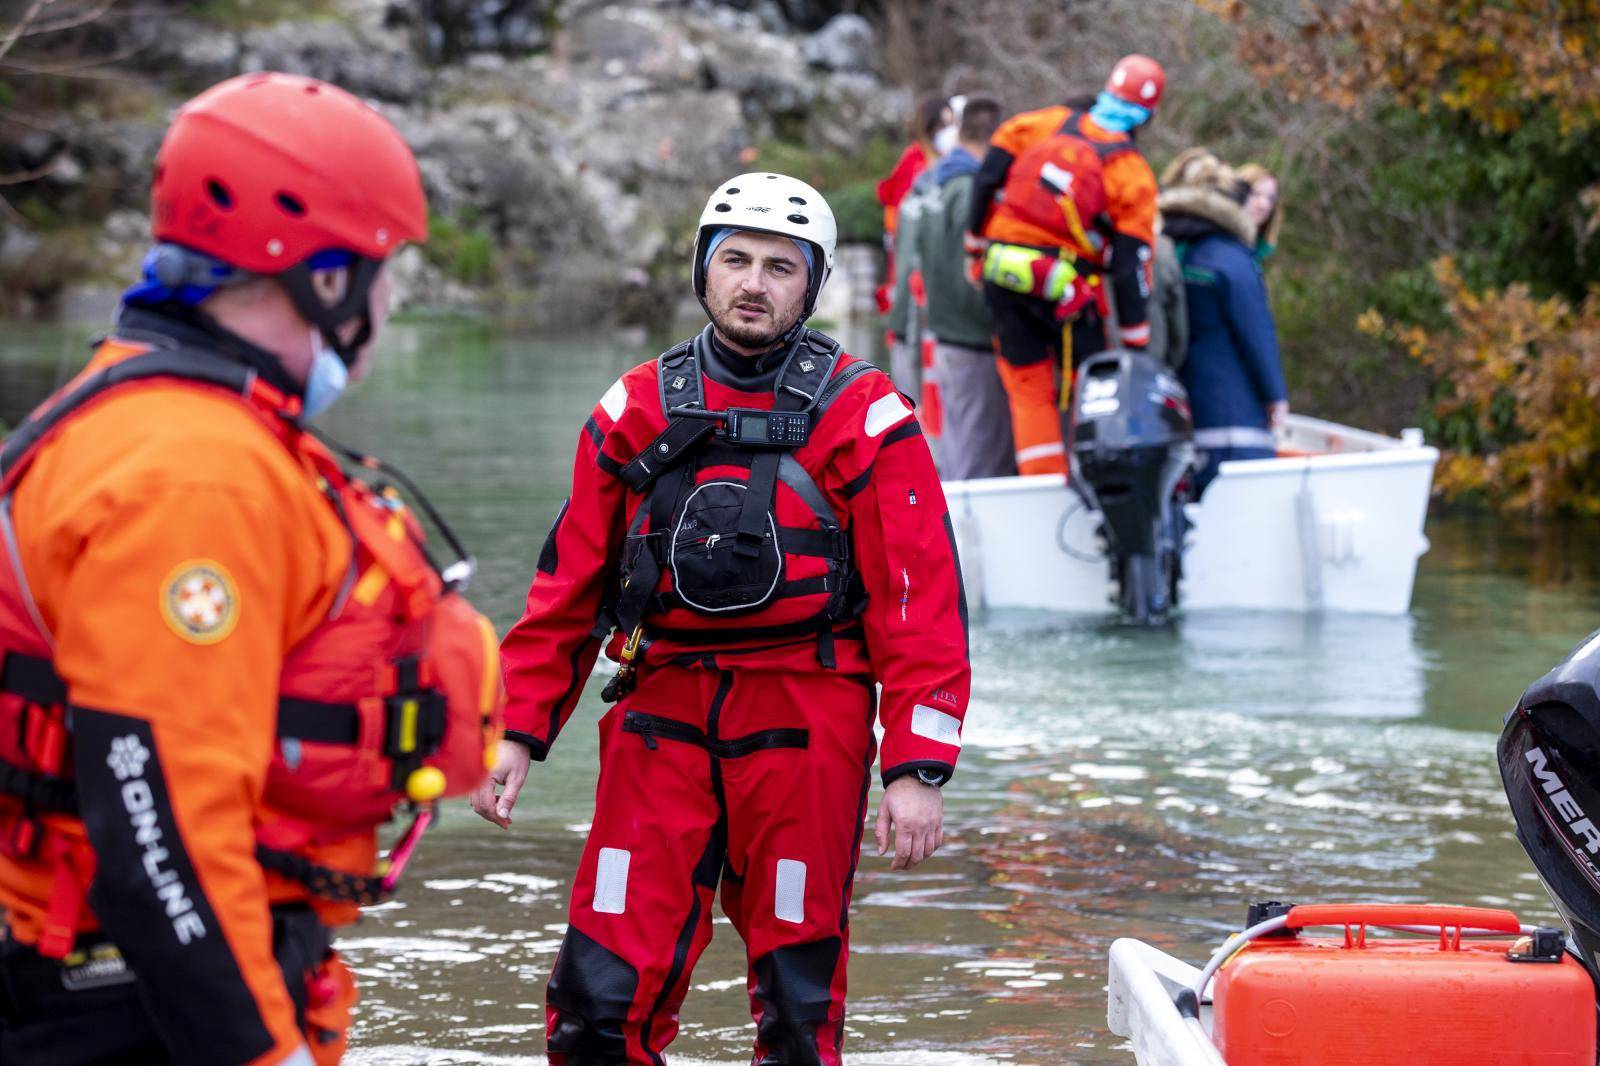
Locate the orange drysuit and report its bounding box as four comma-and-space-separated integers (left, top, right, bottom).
969, 104, 1159, 474
0, 309, 499, 1065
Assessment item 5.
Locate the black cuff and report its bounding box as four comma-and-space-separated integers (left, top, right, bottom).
881, 760, 953, 789
504, 731, 549, 762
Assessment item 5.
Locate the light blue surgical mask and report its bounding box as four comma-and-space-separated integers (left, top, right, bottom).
302, 331, 349, 419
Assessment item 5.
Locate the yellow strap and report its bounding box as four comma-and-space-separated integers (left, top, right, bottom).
1059, 323, 1074, 412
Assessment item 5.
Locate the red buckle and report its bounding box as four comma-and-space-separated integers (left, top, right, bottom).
22, 705, 65, 774
0, 815, 38, 860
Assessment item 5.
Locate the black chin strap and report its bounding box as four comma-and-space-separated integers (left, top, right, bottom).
275, 256, 385, 367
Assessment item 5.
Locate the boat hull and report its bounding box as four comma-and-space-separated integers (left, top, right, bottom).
941, 415, 1439, 616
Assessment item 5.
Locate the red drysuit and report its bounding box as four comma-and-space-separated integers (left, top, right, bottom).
502, 329, 971, 1063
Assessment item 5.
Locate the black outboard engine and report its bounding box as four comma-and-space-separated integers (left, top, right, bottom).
1500, 630, 1600, 983
1070, 349, 1194, 623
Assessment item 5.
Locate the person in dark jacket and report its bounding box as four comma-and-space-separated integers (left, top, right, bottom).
913, 93, 1015, 480
1157, 150, 1288, 493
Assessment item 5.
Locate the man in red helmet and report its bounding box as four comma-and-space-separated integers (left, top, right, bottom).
0, 72, 501, 1065
475, 173, 970, 1064
966, 54, 1166, 475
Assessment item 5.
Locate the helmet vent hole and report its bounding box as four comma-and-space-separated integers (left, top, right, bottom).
714, 203, 732, 212
275, 192, 306, 217
788, 196, 806, 205
206, 179, 234, 210
787, 214, 809, 225
725, 187, 740, 195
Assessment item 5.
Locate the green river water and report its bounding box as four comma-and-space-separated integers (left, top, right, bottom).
4, 316, 1599, 1064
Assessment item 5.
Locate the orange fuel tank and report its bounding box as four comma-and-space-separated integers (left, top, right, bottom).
1213, 904, 1597, 1066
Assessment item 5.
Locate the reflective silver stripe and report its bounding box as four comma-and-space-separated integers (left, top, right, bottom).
1015, 441, 1065, 463
775, 859, 806, 924
911, 705, 962, 748
594, 847, 630, 914
1193, 426, 1276, 451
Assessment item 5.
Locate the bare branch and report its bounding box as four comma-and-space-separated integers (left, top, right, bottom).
0, 0, 55, 64
7, 0, 117, 41
0, 158, 60, 185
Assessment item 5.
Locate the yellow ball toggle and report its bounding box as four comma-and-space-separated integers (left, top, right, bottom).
405, 766, 446, 804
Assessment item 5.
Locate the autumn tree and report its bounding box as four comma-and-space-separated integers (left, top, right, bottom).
1222, 0, 1600, 513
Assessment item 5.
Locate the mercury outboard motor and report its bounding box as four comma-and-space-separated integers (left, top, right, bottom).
1069, 349, 1194, 623
1499, 630, 1600, 984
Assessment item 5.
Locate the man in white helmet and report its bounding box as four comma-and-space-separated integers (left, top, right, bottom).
477, 173, 971, 1063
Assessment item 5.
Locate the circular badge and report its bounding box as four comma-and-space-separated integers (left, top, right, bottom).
160, 561, 239, 645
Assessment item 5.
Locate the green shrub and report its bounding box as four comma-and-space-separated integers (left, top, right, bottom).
424, 211, 498, 286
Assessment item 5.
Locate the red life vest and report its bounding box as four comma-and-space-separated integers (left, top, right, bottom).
0, 339, 502, 957
604, 329, 874, 681
990, 108, 1134, 261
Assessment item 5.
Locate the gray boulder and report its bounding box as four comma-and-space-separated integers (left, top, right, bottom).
801, 13, 874, 73
239, 21, 426, 101
393, 0, 550, 61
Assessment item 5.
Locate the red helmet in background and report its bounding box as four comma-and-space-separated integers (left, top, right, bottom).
1106, 54, 1166, 110
151, 72, 427, 274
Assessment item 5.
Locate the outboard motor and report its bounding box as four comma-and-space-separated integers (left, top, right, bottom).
1070, 349, 1194, 623
1500, 630, 1600, 984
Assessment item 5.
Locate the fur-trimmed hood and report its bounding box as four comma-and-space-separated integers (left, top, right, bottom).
1158, 184, 1256, 247
1157, 147, 1257, 247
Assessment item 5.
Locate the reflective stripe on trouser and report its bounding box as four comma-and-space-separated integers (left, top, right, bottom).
933, 342, 1016, 481
993, 357, 1066, 475
1193, 426, 1276, 450
546, 666, 876, 1065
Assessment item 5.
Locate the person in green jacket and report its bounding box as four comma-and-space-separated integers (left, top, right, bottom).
912, 93, 1015, 480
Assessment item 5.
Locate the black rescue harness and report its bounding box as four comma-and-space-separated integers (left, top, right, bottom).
600, 327, 876, 700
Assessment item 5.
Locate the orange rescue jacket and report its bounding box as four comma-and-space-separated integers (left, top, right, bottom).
0, 333, 501, 1064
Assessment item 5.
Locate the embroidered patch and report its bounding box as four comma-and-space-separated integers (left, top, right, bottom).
160, 561, 239, 645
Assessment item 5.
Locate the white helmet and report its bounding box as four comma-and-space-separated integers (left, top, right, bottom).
692, 172, 837, 318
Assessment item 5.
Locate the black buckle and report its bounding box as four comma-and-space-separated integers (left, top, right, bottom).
382, 687, 446, 789
0, 651, 67, 707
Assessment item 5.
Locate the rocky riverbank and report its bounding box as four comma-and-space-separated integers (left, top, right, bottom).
1, 0, 902, 327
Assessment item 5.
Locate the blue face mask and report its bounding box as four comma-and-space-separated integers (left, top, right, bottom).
302, 332, 350, 419
1088, 91, 1153, 134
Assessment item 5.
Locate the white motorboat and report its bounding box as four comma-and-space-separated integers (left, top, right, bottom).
941, 414, 1439, 616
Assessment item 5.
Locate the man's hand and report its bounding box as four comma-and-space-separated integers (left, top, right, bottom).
1268, 399, 1290, 431
470, 739, 531, 829
874, 775, 944, 870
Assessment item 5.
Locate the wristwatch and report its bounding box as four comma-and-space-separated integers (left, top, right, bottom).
915, 767, 946, 787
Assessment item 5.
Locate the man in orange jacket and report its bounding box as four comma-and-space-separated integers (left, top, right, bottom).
0, 73, 500, 1065
967, 55, 1166, 475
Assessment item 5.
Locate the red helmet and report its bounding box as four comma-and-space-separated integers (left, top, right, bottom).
151, 72, 427, 274
1105, 54, 1166, 110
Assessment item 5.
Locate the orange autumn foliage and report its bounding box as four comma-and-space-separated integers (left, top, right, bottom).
1362, 258, 1600, 515
1228, 0, 1600, 134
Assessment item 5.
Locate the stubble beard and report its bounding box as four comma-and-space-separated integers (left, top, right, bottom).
709, 291, 803, 351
